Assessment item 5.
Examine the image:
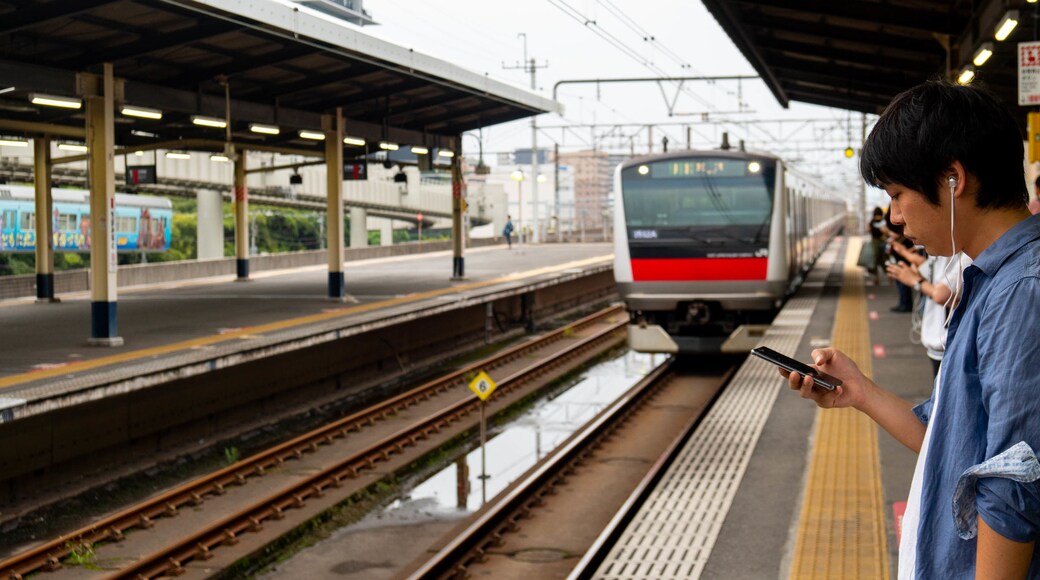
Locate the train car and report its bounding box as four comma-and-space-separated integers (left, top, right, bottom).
614, 149, 845, 354
0, 185, 172, 253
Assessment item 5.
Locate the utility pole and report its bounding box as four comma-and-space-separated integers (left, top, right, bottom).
554, 142, 560, 241
504, 33, 548, 243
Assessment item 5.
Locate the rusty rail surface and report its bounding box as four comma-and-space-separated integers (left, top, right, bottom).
0, 305, 626, 580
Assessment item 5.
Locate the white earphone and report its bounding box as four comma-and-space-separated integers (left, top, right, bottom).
941, 172, 963, 333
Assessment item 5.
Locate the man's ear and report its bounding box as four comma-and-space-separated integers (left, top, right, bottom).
946, 161, 967, 198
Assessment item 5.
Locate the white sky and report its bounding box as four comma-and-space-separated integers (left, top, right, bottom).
357, 0, 876, 196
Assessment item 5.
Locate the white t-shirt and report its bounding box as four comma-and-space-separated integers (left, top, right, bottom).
919, 256, 948, 361
919, 254, 972, 361
899, 372, 942, 579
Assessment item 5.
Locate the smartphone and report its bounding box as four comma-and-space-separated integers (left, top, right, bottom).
750, 346, 842, 391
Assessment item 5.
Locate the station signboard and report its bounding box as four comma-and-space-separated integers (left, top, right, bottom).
344, 161, 367, 181
125, 165, 157, 186
1019, 41, 1040, 106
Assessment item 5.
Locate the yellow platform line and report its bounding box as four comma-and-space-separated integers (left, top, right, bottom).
789, 238, 889, 579
0, 254, 611, 391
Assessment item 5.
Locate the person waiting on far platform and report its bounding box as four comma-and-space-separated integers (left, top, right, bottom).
503, 215, 514, 249
781, 80, 1040, 579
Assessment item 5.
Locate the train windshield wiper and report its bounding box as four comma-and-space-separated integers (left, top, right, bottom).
685, 226, 738, 245
750, 219, 771, 243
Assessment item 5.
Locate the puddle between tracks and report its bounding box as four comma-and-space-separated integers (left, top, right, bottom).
362, 349, 659, 528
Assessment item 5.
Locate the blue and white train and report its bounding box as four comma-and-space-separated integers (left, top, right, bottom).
613, 149, 846, 354
0, 185, 172, 253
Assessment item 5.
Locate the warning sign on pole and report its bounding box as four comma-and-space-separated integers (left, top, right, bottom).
1019, 41, 1040, 106
468, 371, 497, 401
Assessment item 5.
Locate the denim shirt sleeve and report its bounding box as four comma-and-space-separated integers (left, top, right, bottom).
912, 397, 932, 424
953, 442, 1040, 539
973, 277, 1040, 542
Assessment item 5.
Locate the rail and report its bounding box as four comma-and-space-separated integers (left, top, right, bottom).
0, 306, 626, 580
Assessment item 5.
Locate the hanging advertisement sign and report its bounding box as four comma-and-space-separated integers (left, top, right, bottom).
1019, 41, 1040, 105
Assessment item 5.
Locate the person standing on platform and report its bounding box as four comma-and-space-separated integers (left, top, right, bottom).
503, 215, 514, 249
885, 208, 916, 312
885, 247, 969, 377
866, 206, 886, 285
782, 81, 1040, 579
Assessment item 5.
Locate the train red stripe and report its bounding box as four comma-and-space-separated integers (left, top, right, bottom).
630, 258, 768, 281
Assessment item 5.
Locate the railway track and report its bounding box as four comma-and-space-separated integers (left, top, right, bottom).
0, 306, 627, 580
403, 358, 733, 580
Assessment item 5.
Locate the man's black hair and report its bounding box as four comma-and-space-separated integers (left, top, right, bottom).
860, 80, 1027, 210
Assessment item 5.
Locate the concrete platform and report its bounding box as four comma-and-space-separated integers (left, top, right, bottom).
0, 244, 612, 422
700, 237, 931, 579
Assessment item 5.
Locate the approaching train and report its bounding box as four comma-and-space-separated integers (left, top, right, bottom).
0, 185, 172, 253
614, 149, 845, 354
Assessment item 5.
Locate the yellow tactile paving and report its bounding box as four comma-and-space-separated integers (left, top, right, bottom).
789, 238, 889, 579
0, 254, 611, 391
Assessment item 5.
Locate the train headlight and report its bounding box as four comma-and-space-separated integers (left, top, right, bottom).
637, 165, 649, 175
747, 161, 761, 173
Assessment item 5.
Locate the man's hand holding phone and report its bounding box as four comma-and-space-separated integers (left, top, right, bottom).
782, 348, 867, 410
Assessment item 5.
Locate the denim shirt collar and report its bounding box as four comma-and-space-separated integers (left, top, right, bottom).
969, 214, 1040, 276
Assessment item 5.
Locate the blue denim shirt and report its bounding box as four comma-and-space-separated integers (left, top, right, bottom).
911, 214, 1040, 578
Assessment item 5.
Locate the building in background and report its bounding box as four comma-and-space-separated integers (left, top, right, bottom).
556, 149, 613, 232
292, 0, 376, 26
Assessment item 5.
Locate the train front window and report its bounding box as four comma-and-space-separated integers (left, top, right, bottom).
622, 158, 775, 230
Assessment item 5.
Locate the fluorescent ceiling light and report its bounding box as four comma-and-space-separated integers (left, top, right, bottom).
121, 105, 163, 120
134, 150, 144, 156
379, 142, 399, 151
30, 93, 81, 109
192, 115, 226, 128
0, 139, 29, 148
957, 66, 976, 85
0, 87, 14, 95
210, 154, 230, 162
343, 136, 366, 146
57, 143, 88, 152
437, 149, 455, 158
165, 151, 191, 160
298, 130, 325, 140
510, 170, 524, 181
410, 146, 429, 155
249, 123, 280, 135
973, 43, 994, 66
995, 10, 1018, 41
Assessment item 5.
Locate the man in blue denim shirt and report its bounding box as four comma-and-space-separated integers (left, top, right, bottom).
782, 81, 1040, 578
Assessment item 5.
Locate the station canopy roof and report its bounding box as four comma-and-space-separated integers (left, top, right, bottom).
700, 0, 1031, 117
0, 0, 561, 156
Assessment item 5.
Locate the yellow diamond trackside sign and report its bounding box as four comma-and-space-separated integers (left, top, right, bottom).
468, 371, 497, 401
